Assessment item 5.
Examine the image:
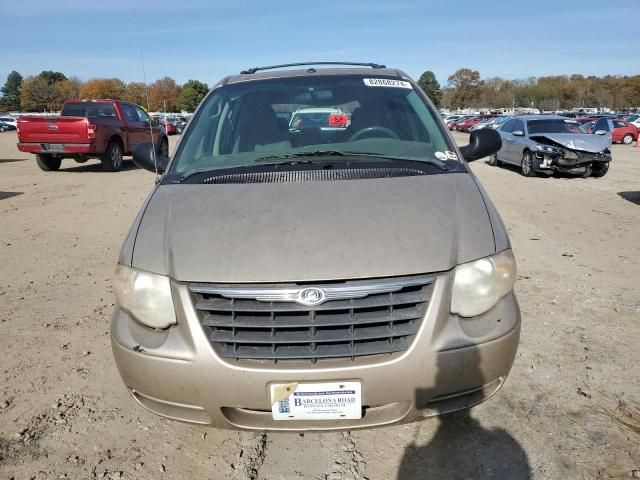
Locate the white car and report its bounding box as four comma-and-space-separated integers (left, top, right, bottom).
625, 114, 640, 130
0, 116, 18, 127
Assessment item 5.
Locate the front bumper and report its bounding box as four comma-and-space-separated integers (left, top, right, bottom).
534, 150, 611, 172
110, 272, 521, 431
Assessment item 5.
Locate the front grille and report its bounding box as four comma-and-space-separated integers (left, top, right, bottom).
189, 275, 433, 364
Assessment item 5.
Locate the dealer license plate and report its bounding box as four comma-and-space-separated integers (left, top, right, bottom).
270, 381, 362, 420
43, 144, 65, 152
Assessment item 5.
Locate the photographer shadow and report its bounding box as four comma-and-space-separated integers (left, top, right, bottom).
397, 344, 531, 480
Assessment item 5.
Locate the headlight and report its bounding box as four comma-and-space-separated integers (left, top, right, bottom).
536, 145, 560, 154
451, 250, 517, 318
114, 265, 177, 329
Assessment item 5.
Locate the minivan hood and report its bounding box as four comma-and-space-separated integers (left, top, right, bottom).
131, 173, 496, 283
530, 133, 610, 153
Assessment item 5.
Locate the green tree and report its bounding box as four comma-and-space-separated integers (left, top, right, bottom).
39, 70, 67, 85
447, 68, 481, 109
20, 76, 54, 111
417, 71, 441, 106
179, 80, 208, 112
0, 71, 23, 111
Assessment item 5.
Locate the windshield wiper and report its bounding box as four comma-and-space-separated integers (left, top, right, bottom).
253, 150, 449, 170
174, 151, 451, 183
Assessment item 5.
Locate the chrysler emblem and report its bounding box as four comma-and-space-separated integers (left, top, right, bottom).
297, 287, 325, 306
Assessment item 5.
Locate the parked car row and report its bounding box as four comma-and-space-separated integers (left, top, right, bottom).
151, 115, 189, 135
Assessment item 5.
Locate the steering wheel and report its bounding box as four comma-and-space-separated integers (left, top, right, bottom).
349, 126, 400, 142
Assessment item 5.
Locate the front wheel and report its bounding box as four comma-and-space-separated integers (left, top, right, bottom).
101, 141, 123, 172
488, 153, 499, 166
622, 133, 633, 145
35, 154, 61, 171
591, 162, 609, 178
520, 151, 536, 177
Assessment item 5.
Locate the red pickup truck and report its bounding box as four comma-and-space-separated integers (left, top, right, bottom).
17, 99, 168, 172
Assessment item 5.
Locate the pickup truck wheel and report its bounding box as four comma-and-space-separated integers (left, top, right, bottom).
159, 138, 169, 158
36, 154, 61, 172
621, 133, 633, 145
520, 151, 536, 177
591, 162, 609, 178
101, 142, 123, 172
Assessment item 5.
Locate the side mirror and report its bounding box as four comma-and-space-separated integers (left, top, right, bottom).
512, 130, 525, 137
594, 130, 608, 136
132, 142, 169, 173
459, 128, 502, 162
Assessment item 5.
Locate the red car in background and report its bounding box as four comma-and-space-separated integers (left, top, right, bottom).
456, 115, 495, 132
157, 118, 177, 135
611, 119, 638, 144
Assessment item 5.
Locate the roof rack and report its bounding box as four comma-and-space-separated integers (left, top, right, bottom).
240, 62, 386, 75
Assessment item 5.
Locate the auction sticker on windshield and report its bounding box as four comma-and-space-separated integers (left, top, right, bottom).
363, 78, 412, 89
271, 381, 362, 420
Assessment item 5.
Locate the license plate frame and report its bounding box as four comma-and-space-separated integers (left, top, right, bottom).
270, 381, 362, 421
43, 144, 65, 153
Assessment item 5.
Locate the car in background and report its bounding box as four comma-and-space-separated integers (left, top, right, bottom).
622, 114, 640, 130
0, 120, 17, 131
469, 116, 508, 132
0, 116, 18, 128
17, 99, 168, 172
608, 119, 638, 144
448, 115, 474, 130
491, 115, 611, 177
442, 114, 466, 126
456, 115, 494, 132
156, 118, 177, 135
166, 116, 188, 134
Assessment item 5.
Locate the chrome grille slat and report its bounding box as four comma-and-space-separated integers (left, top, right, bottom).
217, 338, 411, 360
191, 275, 432, 364
195, 290, 427, 313
209, 322, 417, 344
201, 305, 423, 329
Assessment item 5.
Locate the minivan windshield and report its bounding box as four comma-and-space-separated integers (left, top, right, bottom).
170, 75, 456, 177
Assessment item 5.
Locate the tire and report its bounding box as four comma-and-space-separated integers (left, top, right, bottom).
35, 154, 61, 171
591, 162, 609, 178
622, 133, 633, 145
74, 158, 88, 164
158, 138, 169, 158
100, 141, 123, 172
488, 153, 499, 166
520, 151, 536, 177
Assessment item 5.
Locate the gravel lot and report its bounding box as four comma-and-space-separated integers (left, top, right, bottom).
0, 130, 638, 479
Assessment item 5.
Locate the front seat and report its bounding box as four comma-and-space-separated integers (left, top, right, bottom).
236, 101, 289, 152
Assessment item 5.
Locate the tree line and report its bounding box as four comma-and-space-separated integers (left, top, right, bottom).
416, 68, 640, 111
0, 70, 209, 112
3, 68, 640, 113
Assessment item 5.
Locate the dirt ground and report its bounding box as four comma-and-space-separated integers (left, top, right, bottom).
0, 130, 638, 480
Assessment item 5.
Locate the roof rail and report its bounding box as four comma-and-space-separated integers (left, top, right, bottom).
240, 62, 386, 75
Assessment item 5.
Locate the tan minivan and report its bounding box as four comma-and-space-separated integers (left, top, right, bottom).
111, 62, 520, 431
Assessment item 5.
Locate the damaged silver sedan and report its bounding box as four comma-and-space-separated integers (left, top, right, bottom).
491, 115, 611, 177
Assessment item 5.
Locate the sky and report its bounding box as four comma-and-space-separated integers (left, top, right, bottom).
1, 0, 637, 88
